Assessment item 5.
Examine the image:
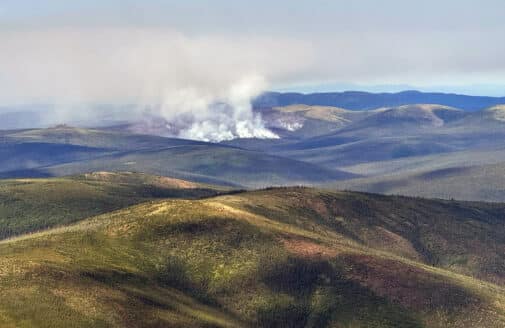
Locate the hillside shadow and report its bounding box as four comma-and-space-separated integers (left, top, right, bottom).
77, 266, 246, 327
258, 254, 481, 328
0, 168, 54, 178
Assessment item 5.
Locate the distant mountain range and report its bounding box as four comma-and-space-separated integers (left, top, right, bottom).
254, 90, 505, 111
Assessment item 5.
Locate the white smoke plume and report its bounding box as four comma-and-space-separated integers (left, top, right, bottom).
150, 75, 278, 141
0, 27, 311, 141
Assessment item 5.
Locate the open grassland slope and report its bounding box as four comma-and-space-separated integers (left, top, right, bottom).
0, 186, 504, 327
0, 172, 221, 240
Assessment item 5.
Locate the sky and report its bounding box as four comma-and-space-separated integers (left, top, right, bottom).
1, 0, 505, 102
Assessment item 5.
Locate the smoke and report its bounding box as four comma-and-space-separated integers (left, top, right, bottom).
0, 27, 311, 141
150, 75, 278, 141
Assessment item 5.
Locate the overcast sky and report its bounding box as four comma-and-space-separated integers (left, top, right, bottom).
1, 0, 505, 105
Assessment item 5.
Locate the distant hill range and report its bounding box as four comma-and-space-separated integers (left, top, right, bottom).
254, 90, 505, 111
0, 126, 355, 187
3, 90, 505, 202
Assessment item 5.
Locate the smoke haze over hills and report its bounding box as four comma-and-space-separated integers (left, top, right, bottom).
2, 0, 505, 140
0, 28, 310, 140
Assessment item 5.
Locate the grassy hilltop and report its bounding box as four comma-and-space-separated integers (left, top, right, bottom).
0, 175, 504, 327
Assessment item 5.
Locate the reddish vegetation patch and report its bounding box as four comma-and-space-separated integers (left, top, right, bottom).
365, 227, 423, 261
339, 254, 481, 311
297, 196, 330, 217
281, 236, 339, 259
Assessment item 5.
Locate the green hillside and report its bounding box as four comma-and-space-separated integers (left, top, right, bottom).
0, 172, 220, 239
0, 182, 504, 327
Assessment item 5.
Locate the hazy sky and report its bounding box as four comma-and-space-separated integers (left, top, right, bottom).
1, 0, 505, 104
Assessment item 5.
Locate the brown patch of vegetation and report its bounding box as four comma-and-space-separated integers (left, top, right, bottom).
281, 237, 339, 259
339, 253, 481, 311
365, 227, 423, 261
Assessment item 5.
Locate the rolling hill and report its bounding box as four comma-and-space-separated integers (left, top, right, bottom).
4, 100, 505, 201
243, 103, 505, 170
336, 161, 505, 202
0, 126, 355, 187
0, 172, 221, 240
42, 145, 356, 188
337, 105, 466, 133
0, 181, 504, 327
246, 103, 505, 203
254, 90, 505, 111
255, 104, 373, 139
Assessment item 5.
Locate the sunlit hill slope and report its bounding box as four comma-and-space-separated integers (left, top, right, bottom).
0, 175, 504, 327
